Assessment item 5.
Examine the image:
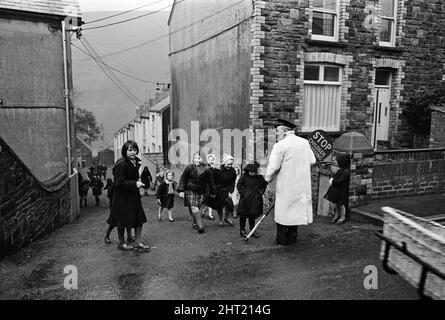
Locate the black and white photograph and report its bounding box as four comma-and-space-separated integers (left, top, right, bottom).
0, 0, 444, 306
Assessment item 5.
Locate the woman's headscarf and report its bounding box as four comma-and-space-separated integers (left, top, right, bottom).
222, 154, 234, 166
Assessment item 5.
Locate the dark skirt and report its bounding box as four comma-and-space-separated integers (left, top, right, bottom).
324, 185, 348, 206
161, 194, 175, 209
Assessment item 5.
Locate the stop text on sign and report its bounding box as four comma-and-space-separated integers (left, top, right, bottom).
308, 130, 333, 162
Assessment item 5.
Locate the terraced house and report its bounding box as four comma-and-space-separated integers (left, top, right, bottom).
168, 0, 445, 161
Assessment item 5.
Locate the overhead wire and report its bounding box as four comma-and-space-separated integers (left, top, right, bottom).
84, 0, 167, 25
72, 43, 168, 84
82, 37, 143, 105
82, 0, 184, 31
75, 0, 249, 61
79, 37, 143, 106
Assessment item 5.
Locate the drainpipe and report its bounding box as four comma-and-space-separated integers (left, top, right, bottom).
62, 19, 72, 174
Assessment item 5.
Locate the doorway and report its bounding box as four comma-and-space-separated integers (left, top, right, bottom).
372, 69, 392, 148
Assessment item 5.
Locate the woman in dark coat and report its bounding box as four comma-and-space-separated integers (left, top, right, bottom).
178, 152, 216, 234
107, 140, 150, 252
237, 163, 268, 238
212, 154, 237, 227
324, 153, 350, 224
103, 178, 133, 244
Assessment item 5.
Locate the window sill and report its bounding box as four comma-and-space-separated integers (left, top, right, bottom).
373, 45, 403, 53
306, 39, 347, 48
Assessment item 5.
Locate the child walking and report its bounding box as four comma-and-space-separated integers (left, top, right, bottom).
236, 163, 268, 238
324, 153, 351, 224
91, 174, 104, 206
156, 171, 177, 222
79, 176, 91, 207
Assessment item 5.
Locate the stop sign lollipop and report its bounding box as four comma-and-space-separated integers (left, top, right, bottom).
308, 130, 333, 162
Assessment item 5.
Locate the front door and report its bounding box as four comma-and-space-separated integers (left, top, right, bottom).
371, 69, 392, 148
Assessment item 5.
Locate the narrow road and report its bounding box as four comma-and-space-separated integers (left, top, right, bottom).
0, 189, 418, 300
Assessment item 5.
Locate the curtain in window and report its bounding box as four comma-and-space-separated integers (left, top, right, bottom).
303, 84, 341, 131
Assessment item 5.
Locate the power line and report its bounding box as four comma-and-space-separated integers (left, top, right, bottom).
82, 37, 143, 105
79, 37, 143, 106
72, 43, 168, 84
76, 0, 249, 60
84, 0, 167, 25
82, 0, 184, 31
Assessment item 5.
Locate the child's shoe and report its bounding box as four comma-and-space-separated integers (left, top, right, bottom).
251, 231, 259, 238
240, 230, 247, 238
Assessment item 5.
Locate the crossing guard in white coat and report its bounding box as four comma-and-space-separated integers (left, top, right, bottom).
265, 120, 316, 245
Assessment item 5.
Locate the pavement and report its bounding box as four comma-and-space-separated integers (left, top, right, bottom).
0, 183, 420, 300
351, 193, 445, 225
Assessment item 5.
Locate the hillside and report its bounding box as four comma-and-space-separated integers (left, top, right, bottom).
71, 11, 171, 151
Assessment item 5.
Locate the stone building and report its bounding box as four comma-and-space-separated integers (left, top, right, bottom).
0, 0, 81, 257
168, 0, 445, 163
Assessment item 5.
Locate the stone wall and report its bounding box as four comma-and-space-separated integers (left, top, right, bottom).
371, 149, 445, 198
325, 148, 445, 209
0, 138, 72, 259
429, 107, 445, 148
349, 152, 374, 208
250, 0, 445, 149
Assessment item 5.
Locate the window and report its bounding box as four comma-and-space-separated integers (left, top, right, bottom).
379, 0, 397, 46
312, 0, 339, 41
303, 64, 342, 131
375, 69, 392, 86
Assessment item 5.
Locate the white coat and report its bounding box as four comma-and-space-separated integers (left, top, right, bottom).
265, 132, 316, 226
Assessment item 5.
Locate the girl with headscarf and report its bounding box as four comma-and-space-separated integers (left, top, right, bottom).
213, 154, 237, 227
201, 153, 217, 220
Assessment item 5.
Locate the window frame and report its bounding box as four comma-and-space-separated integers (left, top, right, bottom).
303, 63, 342, 85
378, 0, 397, 47
303, 63, 342, 132
311, 0, 340, 42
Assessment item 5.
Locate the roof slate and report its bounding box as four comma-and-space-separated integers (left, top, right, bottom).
0, 0, 81, 17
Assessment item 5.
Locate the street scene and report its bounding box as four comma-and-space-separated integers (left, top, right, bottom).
0, 186, 419, 300
1, 0, 445, 302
